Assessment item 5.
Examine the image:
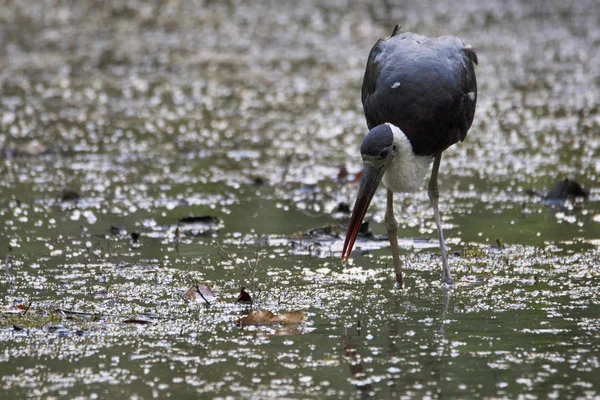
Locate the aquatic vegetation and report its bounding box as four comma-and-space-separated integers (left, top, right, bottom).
1, 0, 599, 398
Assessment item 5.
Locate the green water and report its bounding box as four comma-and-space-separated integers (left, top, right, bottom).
1, 0, 599, 398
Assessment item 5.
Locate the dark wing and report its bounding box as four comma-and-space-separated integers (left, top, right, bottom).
361, 32, 478, 156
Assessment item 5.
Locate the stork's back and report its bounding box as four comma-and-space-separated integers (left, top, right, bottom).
361, 30, 478, 156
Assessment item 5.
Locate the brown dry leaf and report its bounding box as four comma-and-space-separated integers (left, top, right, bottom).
183, 286, 199, 300
277, 310, 307, 324
183, 284, 216, 304
236, 310, 307, 326
237, 310, 278, 325
337, 165, 349, 180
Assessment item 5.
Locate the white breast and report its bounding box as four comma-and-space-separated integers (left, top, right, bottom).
382, 123, 433, 193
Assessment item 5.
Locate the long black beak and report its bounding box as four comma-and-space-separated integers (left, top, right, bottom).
342, 162, 387, 261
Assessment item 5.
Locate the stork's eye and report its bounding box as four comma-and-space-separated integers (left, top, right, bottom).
392, 144, 397, 151
379, 149, 389, 159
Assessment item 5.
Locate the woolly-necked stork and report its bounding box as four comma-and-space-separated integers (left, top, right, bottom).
341, 26, 478, 288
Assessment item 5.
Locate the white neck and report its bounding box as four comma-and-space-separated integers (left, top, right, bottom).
382, 123, 433, 193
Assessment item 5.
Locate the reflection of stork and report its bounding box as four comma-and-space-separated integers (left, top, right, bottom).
342, 26, 478, 287
343, 332, 374, 399
384, 290, 452, 397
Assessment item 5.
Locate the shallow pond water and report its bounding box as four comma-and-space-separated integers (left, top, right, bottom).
1, 0, 599, 398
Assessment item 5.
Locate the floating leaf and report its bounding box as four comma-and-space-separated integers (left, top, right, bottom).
358, 220, 374, 238
276, 310, 307, 324
236, 287, 253, 304
337, 165, 349, 180
183, 285, 200, 300
55, 308, 92, 316
197, 285, 216, 301
236, 310, 278, 325
305, 225, 340, 238
61, 187, 81, 202
545, 178, 588, 200
236, 310, 307, 325
123, 318, 152, 325
184, 283, 216, 304
334, 202, 351, 214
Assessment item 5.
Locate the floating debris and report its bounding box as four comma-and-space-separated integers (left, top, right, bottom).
332, 202, 351, 217
336, 165, 362, 182
335, 202, 351, 214
61, 187, 81, 202
109, 226, 126, 236
527, 178, 589, 202
276, 311, 307, 324
353, 220, 386, 241
489, 238, 505, 253
48, 325, 66, 332
47, 325, 69, 336
236, 287, 253, 305
122, 318, 152, 325
358, 220, 373, 238
55, 308, 95, 317
177, 216, 222, 236
337, 165, 349, 181
16, 300, 32, 315
545, 178, 588, 200
304, 225, 341, 239
248, 174, 268, 186
184, 283, 216, 304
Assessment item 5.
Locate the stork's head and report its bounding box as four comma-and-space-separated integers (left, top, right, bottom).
342, 123, 397, 261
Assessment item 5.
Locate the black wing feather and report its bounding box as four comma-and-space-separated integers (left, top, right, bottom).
361, 32, 478, 156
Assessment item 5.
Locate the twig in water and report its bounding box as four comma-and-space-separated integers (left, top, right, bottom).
217, 243, 271, 306
174, 227, 180, 253
193, 280, 211, 306
22, 300, 32, 316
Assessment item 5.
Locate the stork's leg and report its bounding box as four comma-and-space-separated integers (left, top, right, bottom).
385, 189, 404, 288
428, 153, 454, 285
